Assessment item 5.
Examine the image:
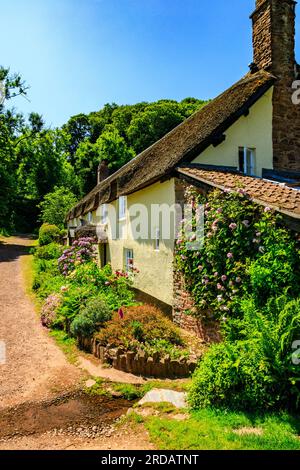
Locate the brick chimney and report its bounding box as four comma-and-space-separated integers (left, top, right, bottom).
97, 159, 109, 184
251, 0, 300, 171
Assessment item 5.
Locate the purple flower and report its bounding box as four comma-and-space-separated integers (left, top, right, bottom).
227, 252, 233, 259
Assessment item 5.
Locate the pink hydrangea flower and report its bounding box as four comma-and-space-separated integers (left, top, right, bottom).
227, 252, 233, 259
221, 275, 227, 282
229, 223, 237, 230
264, 207, 271, 212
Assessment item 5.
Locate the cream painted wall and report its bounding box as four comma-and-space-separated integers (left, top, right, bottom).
105, 179, 176, 307
192, 88, 274, 176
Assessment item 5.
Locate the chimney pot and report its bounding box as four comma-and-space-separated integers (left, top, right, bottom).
97, 160, 109, 184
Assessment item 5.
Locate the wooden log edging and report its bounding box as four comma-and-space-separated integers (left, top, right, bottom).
78, 336, 197, 379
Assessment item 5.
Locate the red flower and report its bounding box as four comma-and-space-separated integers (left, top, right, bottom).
118, 308, 124, 319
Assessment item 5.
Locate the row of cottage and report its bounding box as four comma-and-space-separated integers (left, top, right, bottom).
67, 0, 300, 335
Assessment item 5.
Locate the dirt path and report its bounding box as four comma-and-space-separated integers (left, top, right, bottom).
0, 236, 153, 450
0, 236, 82, 409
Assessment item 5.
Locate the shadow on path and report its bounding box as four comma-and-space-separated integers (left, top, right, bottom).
0, 236, 34, 263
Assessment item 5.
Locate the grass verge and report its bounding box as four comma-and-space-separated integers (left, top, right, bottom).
143, 408, 300, 450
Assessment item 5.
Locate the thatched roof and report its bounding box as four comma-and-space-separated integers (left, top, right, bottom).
67, 70, 275, 220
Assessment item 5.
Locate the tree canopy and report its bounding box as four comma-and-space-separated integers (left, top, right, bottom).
0, 65, 208, 232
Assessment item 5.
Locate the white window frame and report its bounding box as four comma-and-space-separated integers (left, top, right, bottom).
100, 204, 108, 224
119, 196, 127, 221
87, 212, 93, 224
239, 147, 256, 176
125, 248, 134, 273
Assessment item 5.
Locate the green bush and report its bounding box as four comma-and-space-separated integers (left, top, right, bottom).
176, 188, 300, 318
70, 297, 112, 338
34, 242, 63, 260
189, 341, 274, 411
189, 296, 300, 411
38, 223, 62, 246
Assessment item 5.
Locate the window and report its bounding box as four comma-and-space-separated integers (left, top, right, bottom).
87, 212, 93, 224
125, 249, 134, 273
100, 204, 108, 224
239, 147, 256, 176
155, 228, 160, 251
119, 196, 127, 220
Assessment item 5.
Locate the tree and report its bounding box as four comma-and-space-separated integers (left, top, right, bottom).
39, 187, 78, 228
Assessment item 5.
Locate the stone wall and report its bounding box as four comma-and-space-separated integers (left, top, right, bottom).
79, 337, 197, 379
172, 178, 221, 344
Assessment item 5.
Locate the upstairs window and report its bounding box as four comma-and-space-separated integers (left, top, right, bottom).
87, 212, 93, 224
119, 196, 127, 220
239, 147, 256, 176
100, 204, 108, 224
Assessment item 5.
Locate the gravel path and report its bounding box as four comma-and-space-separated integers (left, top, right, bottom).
0, 236, 81, 409
0, 236, 153, 450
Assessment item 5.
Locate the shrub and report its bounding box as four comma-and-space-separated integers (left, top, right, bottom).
70, 297, 112, 338
38, 223, 62, 246
189, 296, 300, 411
96, 305, 184, 355
176, 188, 300, 319
57, 284, 97, 331
41, 293, 62, 328
189, 341, 275, 411
58, 237, 96, 276
34, 242, 63, 260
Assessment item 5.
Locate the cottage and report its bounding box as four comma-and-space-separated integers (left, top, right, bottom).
67, 0, 300, 333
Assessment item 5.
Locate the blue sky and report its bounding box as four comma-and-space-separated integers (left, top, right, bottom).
1, 0, 299, 127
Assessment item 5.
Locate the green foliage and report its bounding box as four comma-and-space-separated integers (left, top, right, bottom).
38, 223, 62, 246
70, 297, 112, 338
0, 64, 207, 233
112, 383, 142, 401
96, 305, 185, 358
39, 187, 77, 228
34, 242, 63, 260
189, 296, 300, 411
176, 188, 300, 319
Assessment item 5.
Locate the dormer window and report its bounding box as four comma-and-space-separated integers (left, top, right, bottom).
239, 147, 256, 176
